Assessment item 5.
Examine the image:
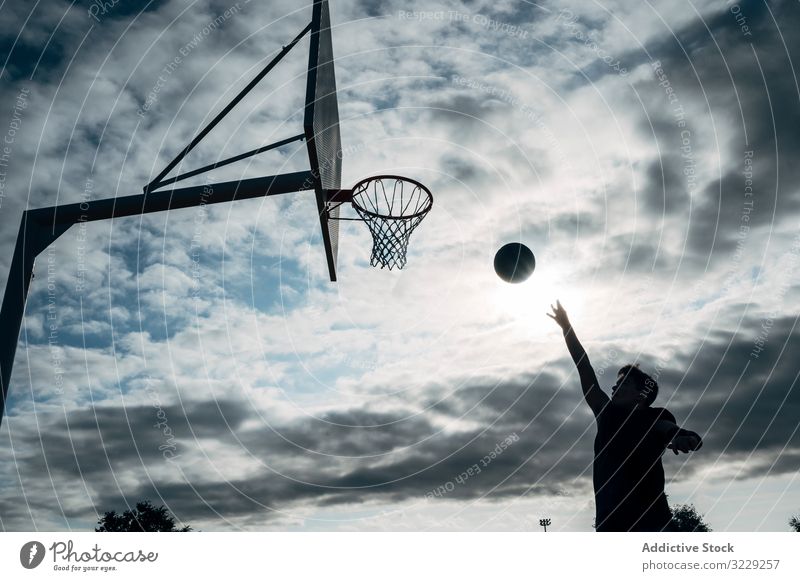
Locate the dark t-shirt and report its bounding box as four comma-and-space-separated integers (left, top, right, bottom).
593, 401, 675, 532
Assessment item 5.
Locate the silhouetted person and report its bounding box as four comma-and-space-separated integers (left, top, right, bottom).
547, 300, 702, 532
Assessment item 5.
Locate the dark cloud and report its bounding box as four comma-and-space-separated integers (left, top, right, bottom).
352, 0, 392, 18
667, 315, 800, 462
641, 154, 690, 216
15, 399, 252, 479
4, 314, 797, 531
627, 0, 800, 262
98, 418, 592, 526
0, 1, 170, 83
607, 233, 679, 273
422, 92, 556, 183
548, 211, 606, 238
0, 2, 82, 83
0, 372, 592, 528
426, 93, 502, 126
439, 153, 486, 183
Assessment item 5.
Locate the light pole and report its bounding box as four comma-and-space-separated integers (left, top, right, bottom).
539, 518, 551, 532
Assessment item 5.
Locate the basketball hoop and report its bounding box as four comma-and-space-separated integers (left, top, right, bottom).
328, 175, 432, 271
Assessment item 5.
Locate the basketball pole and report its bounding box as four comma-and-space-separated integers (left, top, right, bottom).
0, 171, 315, 427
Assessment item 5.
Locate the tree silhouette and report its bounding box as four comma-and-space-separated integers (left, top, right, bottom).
790, 515, 800, 532
96, 500, 192, 532
670, 503, 711, 532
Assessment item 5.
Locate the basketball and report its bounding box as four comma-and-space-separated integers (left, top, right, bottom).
494, 243, 536, 283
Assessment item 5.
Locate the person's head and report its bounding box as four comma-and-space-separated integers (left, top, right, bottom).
611, 363, 658, 407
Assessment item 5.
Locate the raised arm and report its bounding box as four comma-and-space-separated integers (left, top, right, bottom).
547, 300, 609, 416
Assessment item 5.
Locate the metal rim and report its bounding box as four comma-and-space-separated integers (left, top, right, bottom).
350, 174, 433, 221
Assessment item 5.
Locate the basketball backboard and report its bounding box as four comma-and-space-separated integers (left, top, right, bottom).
304, 0, 342, 281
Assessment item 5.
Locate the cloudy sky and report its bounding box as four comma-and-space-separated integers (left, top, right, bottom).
0, 0, 798, 532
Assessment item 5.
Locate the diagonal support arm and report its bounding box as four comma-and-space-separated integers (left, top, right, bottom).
144, 22, 313, 194
152, 133, 305, 190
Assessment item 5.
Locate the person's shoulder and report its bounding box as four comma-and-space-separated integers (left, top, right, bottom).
648, 406, 676, 423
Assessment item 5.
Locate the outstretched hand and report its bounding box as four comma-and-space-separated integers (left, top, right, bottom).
667, 429, 703, 455
546, 299, 571, 330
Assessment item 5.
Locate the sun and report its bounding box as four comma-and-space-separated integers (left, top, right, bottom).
490, 263, 585, 337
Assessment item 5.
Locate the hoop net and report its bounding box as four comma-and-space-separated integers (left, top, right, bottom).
350, 176, 433, 270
